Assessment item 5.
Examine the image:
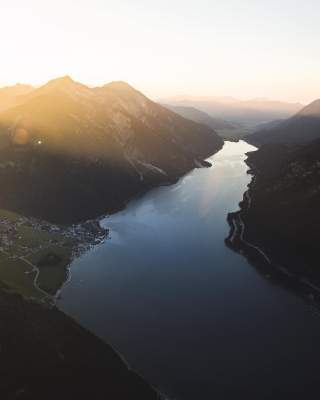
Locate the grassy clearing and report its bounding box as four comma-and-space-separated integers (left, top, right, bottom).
28, 245, 72, 295
0, 255, 43, 300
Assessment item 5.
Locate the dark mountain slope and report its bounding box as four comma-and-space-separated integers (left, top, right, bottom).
0, 77, 223, 223
0, 290, 159, 400
228, 139, 320, 285
246, 99, 320, 146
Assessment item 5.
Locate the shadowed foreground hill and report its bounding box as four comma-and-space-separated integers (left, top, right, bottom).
237, 98, 320, 280
0, 291, 159, 400
0, 77, 223, 223
229, 138, 320, 288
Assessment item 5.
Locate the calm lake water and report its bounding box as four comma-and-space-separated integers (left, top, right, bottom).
58, 141, 320, 399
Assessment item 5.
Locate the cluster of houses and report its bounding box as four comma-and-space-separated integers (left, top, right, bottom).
0, 214, 109, 259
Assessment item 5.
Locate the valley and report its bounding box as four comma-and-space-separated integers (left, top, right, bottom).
57, 141, 320, 400
2, 1, 319, 399
0, 78, 319, 400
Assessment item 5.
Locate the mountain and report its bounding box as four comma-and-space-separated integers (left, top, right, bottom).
0, 83, 34, 112
161, 96, 303, 128
0, 77, 223, 223
242, 119, 285, 137
228, 139, 320, 282
227, 98, 320, 286
240, 98, 303, 114
246, 99, 320, 146
162, 104, 241, 134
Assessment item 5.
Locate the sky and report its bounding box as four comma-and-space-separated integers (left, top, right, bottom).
1, 0, 320, 102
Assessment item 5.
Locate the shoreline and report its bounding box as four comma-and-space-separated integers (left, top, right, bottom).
0, 145, 227, 400
0, 144, 224, 400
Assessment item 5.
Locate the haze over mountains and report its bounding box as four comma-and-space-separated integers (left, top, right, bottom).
0, 76, 223, 223
161, 96, 304, 127
162, 104, 241, 138
0, 83, 34, 112
246, 99, 320, 146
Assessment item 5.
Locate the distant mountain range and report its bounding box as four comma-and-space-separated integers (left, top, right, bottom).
0, 77, 223, 223
246, 99, 320, 146
161, 96, 303, 127
162, 104, 242, 138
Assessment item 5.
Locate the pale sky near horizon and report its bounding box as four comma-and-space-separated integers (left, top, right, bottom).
1, 0, 320, 103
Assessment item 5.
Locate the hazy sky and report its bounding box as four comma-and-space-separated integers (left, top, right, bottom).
2, 0, 320, 102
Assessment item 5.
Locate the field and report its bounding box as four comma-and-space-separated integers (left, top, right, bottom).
0, 209, 91, 302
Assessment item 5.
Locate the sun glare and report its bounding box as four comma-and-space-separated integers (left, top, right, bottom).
1, 0, 320, 102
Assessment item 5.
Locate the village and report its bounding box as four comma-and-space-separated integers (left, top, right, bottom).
0, 209, 108, 302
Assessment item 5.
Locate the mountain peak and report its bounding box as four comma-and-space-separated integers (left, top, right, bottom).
297, 98, 320, 117
104, 81, 137, 93
35, 76, 92, 99
45, 75, 76, 87
54, 75, 74, 83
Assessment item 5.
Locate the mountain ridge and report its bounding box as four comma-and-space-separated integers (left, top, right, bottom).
161, 96, 304, 126
162, 104, 241, 134
0, 76, 223, 223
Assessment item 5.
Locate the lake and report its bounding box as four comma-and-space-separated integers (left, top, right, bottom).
58, 141, 320, 399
